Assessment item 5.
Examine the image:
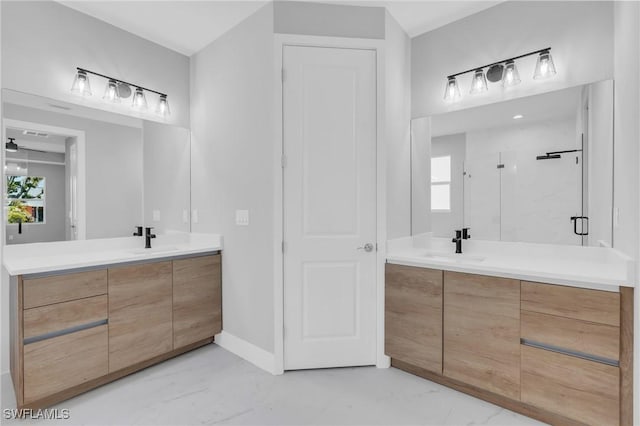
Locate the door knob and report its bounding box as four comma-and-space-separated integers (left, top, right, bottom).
357, 243, 374, 252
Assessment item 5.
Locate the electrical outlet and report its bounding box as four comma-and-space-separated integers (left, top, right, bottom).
182, 209, 189, 224
613, 207, 620, 228
153, 210, 161, 222
235, 210, 249, 226
192, 209, 199, 224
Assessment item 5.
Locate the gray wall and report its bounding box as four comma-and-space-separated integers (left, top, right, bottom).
385, 12, 412, 240
5, 160, 65, 244
274, 1, 385, 39
1, 0, 190, 128
3, 104, 143, 240
412, 1, 614, 118
190, 3, 276, 353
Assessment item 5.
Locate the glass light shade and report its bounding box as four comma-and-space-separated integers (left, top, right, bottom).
470, 69, 488, 94
443, 77, 461, 102
103, 79, 121, 103
156, 94, 171, 117
70, 70, 92, 96
501, 60, 521, 88
131, 87, 148, 110
533, 51, 557, 79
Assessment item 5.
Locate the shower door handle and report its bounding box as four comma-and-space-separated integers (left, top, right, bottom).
570, 216, 589, 236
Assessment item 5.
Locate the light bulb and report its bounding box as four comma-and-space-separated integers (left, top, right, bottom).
156, 94, 171, 117
534, 50, 557, 80
470, 69, 488, 94
71, 70, 92, 96
443, 77, 461, 102
131, 87, 148, 111
103, 79, 121, 103
501, 60, 521, 88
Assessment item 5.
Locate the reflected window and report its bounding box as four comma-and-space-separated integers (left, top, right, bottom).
6, 176, 46, 224
431, 156, 451, 211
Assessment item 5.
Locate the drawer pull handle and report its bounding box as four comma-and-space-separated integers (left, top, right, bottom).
521, 338, 619, 367
24, 319, 108, 345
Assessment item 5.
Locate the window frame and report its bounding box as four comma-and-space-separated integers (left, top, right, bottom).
6, 175, 47, 226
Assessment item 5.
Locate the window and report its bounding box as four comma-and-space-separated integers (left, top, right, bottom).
431, 156, 451, 211
6, 176, 45, 224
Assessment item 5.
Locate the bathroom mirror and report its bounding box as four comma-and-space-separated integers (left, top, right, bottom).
411, 80, 614, 247
1, 89, 191, 245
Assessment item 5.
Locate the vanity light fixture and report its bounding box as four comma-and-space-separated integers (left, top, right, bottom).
470, 69, 488, 94
533, 49, 557, 80
70, 68, 170, 117
444, 76, 461, 102
443, 47, 556, 102
131, 87, 148, 111
103, 79, 121, 103
70, 69, 92, 97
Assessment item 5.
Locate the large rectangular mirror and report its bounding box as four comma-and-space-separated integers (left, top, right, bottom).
412, 80, 614, 247
2, 89, 190, 245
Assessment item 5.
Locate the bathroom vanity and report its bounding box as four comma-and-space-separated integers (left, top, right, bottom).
6, 233, 222, 410
385, 235, 634, 426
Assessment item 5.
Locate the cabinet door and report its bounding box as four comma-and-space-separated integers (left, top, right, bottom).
173, 255, 222, 348
385, 264, 442, 374
108, 261, 173, 372
443, 271, 520, 399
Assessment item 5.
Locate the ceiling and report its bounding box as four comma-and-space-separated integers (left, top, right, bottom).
431, 85, 582, 137
56, 0, 501, 56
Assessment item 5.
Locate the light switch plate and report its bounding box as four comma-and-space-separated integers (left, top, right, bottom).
236, 210, 249, 226
153, 210, 161, 222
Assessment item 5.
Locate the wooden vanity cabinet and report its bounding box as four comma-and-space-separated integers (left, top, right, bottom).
173, 255, 222, 348
385, 264, 442, 374
11, 252, 222, 410
108, 261, 174, 372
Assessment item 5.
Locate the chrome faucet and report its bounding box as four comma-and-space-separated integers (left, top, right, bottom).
145, 227, 156, 249
452, 228, 471, 254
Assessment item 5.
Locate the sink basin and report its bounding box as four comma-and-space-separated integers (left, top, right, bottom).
422, 251, 486, 264
128, 246, 179, 255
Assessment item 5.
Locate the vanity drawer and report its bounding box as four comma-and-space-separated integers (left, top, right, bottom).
521, 281, 620, 326
23, 324, 108, 404
521, 345, 619, 426
23, 269, 108, 309
24, 295, 108, 341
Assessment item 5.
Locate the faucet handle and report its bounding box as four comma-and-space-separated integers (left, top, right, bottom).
145, 227, 156, 238
133, 226, 143, 236
462, 228, 471, 239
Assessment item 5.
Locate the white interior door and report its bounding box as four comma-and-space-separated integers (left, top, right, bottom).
283, 45, 377, 370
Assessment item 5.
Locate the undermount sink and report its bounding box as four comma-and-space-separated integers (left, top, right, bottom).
128, 246, 179, 255
421, 251, 486, 264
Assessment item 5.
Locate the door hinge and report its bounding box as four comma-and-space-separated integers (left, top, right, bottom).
281, 154, 287, 168
281, 68, 286, 82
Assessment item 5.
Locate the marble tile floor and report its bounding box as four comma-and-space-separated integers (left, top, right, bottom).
1, 344, 545, 426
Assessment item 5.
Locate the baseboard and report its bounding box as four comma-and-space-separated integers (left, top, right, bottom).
214, 331, 276, 375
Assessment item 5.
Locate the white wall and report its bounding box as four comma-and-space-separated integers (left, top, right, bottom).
412, 1, 614, 118
385, 12, 411, 239
431, 133, 465, 238
3, 104, 143, 240
1, 0, 190, 128
411, 117, 431, 235
274, 1, 385, 39
613, 3, 640, 424
190, 3, 276, 353
143, 121, 191, 235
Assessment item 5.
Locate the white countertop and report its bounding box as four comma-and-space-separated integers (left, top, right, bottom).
3, 232, 223, 276
387, 234, 635, 292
